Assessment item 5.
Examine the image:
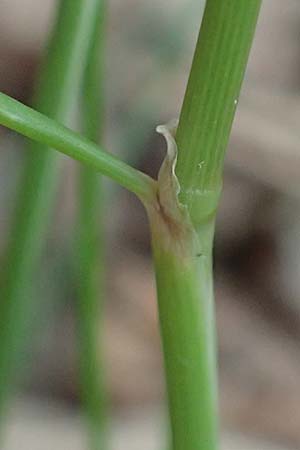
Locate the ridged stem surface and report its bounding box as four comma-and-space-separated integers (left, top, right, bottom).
151, 2, 262, 449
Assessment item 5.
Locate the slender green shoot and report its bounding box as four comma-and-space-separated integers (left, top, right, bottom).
0, 0, 105, 417
149, 2, 262, 450
0, 92, 156, 202
76, 1, 108, 449
0, 3, 262, 450
176, 0, 263, 219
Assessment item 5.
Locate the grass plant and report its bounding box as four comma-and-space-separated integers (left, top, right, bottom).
0, 1, 262, 449
0, 0, 108, 447
76, 2, 107, 449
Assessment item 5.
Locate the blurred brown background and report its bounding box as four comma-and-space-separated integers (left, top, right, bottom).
1, 0, 300, 449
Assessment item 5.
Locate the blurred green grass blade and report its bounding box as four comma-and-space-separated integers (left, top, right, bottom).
0, 0, 109, 416
76, 1, 108, 449
0, 92, 156, 201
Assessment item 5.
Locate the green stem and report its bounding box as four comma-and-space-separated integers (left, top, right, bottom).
151, 220, 217, 450
150, 2, 262, 450
176, 0, 262, 217
0, 92, 156, 202
76, 2, 107, 449
0, 0, 105, 415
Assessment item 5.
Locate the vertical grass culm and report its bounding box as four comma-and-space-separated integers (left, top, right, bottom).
0, 1, 262, 448
148, 2, 262, 449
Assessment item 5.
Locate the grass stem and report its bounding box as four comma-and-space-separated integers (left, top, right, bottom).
0, 0, 110, 418
0, 92, 156, 202
76, 1, 108, 449
150, 2, 262, 449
